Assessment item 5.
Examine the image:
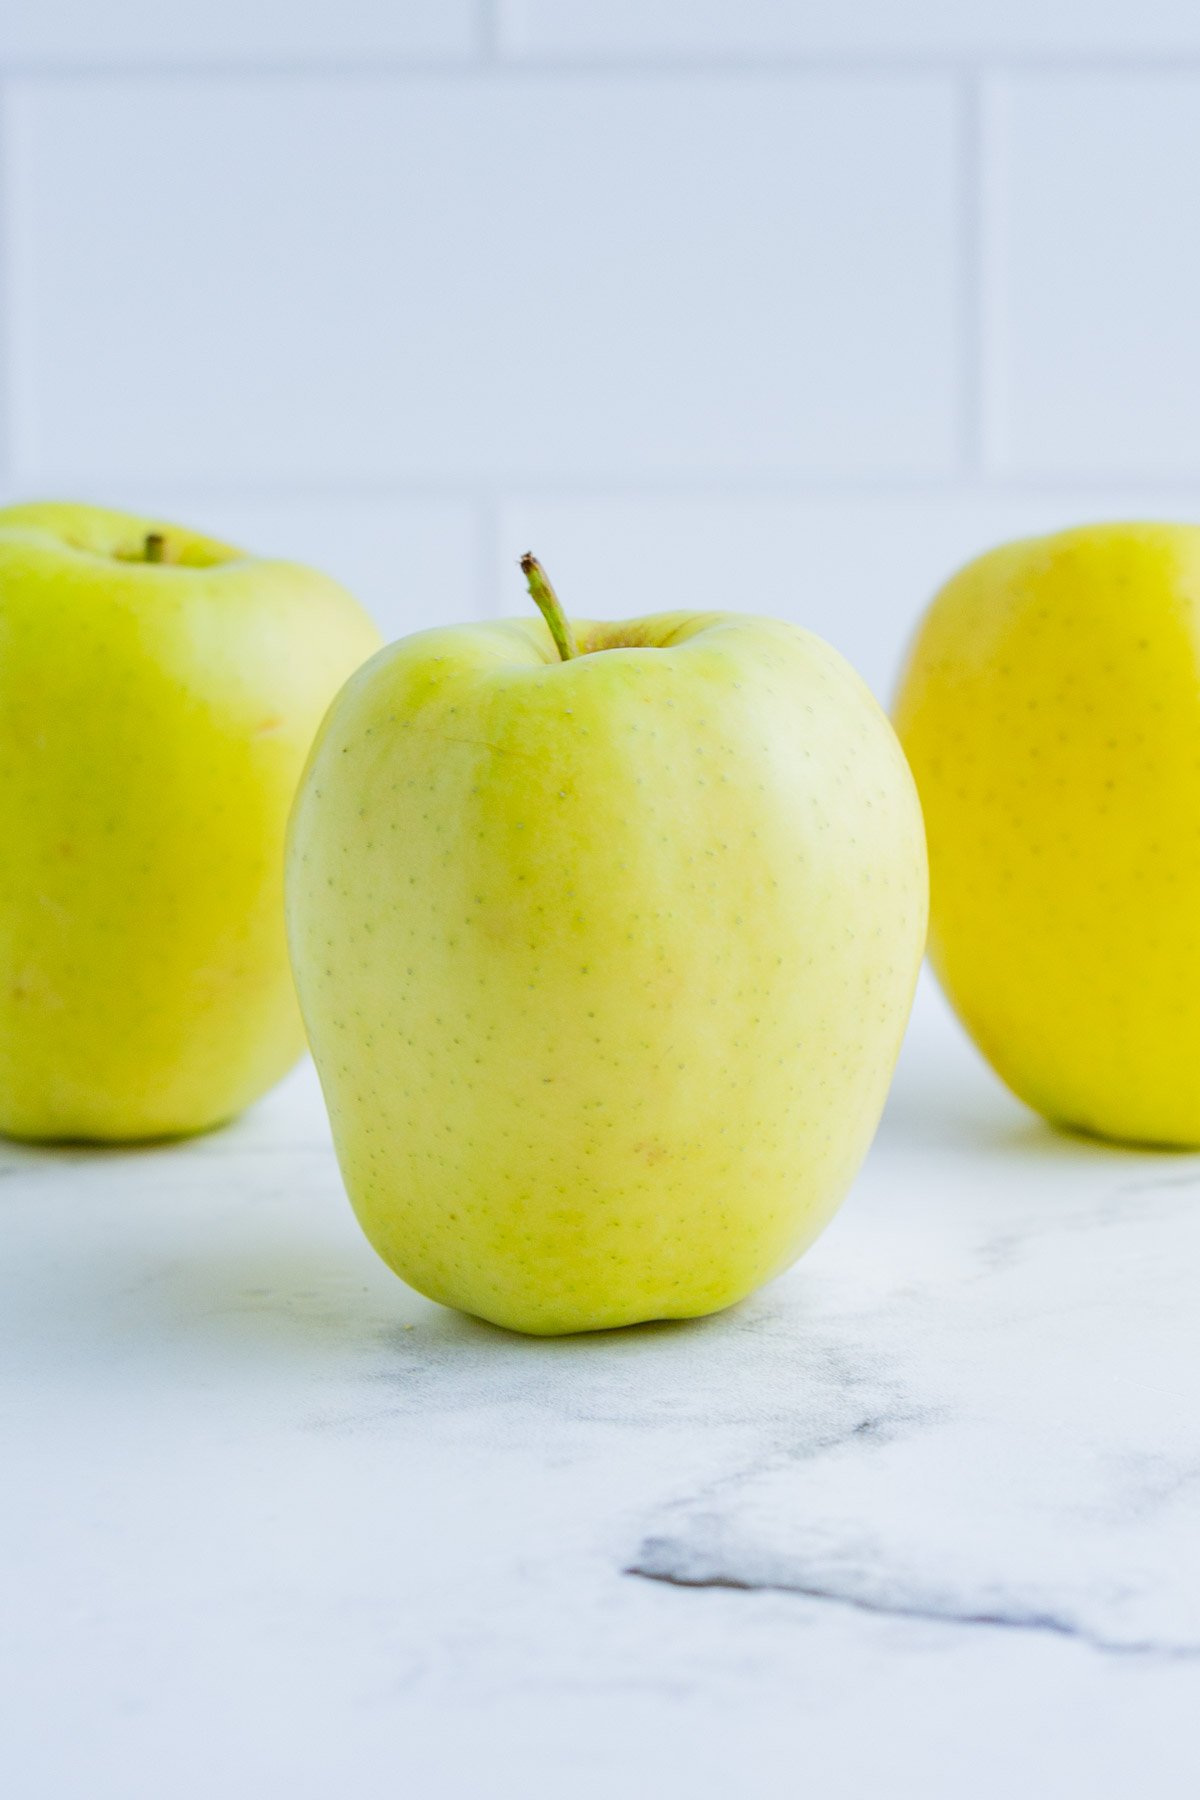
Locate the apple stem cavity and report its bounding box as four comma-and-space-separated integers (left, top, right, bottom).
521, 554, 579, 662
143, 533, 166, 564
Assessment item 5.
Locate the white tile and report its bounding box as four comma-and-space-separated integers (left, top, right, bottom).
985, 75, 1200, 479
0, 1, 478, 63
498, 489, 1200, 701
501, 0, 1200, 58
7, 74, 961, 488
0, 488, 482, 643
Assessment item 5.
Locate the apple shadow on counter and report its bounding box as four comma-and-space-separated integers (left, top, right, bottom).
881, 1062, 1200, 1166
12, 1031, 1195, 1380
138, 1239, 734, 1367
880, 987, 1200, 1167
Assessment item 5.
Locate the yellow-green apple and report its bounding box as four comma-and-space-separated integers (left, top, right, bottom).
288, 557, 927, 1334
0, 500, 380, 1141
895, 520, 1200, 1146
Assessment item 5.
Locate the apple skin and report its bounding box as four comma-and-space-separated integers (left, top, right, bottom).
0, 501, 381, 1141
895, 521, 1200, 1147
287, 609, 927, 1335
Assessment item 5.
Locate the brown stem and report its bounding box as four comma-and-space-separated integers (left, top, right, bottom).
520, 554, 579, 662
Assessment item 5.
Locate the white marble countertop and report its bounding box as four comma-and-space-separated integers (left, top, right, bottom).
5, 976, 1200, 1799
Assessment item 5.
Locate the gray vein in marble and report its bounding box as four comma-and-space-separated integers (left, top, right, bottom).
626, 1543, 1200, 1658
624, 1152, 1200, 1661
628, 1546, 1091, 1642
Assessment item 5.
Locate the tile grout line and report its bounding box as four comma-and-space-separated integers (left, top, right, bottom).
956, 69, 984, 477
478, 0, 500, 66
475, 491, 503, 620
977, 75, 1006, 480
2, 55, 1200, 82
37, 476, 1200, 506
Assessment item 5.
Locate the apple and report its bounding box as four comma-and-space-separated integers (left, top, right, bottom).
895, 520, 1200, 1146
287, 555, 927, 1334
0, 500, 380, 1141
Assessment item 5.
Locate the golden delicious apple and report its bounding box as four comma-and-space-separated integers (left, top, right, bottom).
895, 521, 1200, 1146
0, 501, 380, 1141
288, 557, 926, 1335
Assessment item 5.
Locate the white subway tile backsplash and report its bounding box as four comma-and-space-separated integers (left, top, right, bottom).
0, 2, 478, 64
497, 491, 1200, 700
0, 489, 482, 641
147, 494, 484, 639
7, 74, 961, 489
985, 75, 1200, 478
501, 1, 1200, 60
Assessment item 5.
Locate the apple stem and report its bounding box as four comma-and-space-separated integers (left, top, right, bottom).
521, 554, 579, 662
143, 532, 166, 564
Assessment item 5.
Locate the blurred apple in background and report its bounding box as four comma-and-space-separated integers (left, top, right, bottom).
896, 521, 1200, 1147
287, 556, 927, 1335
0, 501, 380, 1141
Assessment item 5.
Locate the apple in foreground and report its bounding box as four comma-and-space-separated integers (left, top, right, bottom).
0, 501, 381, 1141
288, 557, 927, 1334
895, 520, 1200, 1146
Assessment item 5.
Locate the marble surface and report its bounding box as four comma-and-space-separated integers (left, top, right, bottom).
5, 976, 1200, 1798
